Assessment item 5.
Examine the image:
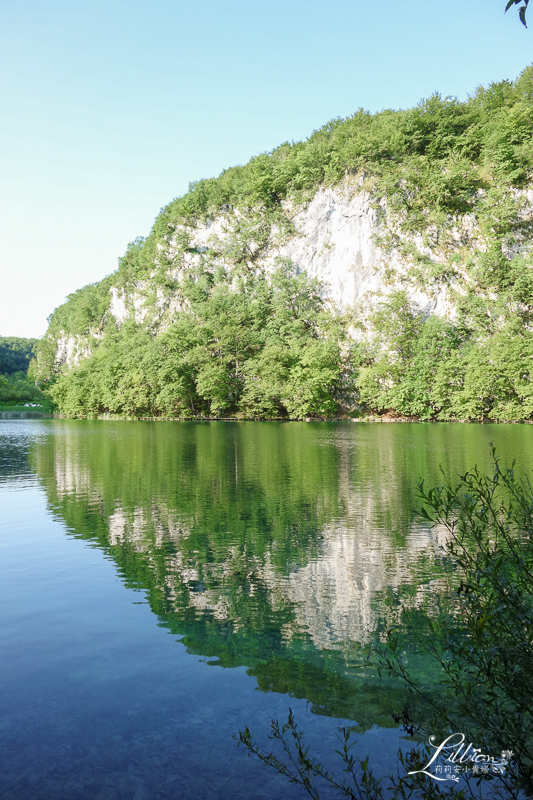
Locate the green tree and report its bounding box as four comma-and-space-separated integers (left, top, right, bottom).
47, 265, 346, 420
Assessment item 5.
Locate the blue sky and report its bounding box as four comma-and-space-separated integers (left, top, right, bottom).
1, 0, 531, 338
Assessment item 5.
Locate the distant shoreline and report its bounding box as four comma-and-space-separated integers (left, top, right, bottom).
0, 411, 51, 419
45, 413, 533, 425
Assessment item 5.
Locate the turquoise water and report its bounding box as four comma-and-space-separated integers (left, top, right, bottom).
1, 419, 533, 799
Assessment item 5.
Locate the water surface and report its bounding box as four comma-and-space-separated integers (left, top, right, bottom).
1, 420, 532, 799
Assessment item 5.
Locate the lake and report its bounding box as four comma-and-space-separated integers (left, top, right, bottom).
1, 419, 532, 799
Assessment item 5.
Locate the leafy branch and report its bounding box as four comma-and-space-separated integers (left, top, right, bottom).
236, 449, 533, 799
505, 0, 530, 27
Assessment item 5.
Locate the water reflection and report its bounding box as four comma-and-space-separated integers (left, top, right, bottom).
34, 421, 448, 638
27, 419, 520, 728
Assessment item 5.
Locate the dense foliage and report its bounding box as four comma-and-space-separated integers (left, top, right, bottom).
0, 337, 48, 407
40, 66, 533, 420
0, 337, 38, 376
46, 266, 346, 419
0, 372, 44, 405
354, 285, 533, 421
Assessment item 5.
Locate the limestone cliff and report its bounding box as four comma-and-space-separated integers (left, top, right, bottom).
38, 68, 533, 421
46, 179, 511, 371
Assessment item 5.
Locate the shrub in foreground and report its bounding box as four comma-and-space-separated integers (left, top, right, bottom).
236, 448, 533, 799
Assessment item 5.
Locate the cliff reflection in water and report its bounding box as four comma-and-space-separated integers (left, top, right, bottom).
32, 420, 466, 726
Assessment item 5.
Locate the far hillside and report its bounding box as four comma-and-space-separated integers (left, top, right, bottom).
0, 337, 38, 376
0, 337, 49, 409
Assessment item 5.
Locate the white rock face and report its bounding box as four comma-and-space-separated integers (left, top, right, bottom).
178, 182, 458, 318
168, 186, 386, 310
51, 180, 533, 369
54, 335, 95, 368
276, 187, 383, 310
103, 184, 406, 336
109, 287, 129, 324
109, 285, 150, 325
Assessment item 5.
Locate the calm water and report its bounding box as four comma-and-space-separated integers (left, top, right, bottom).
1, 419, 533, 800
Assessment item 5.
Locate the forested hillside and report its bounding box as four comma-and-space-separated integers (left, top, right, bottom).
0, 337, 46, 405
39, 66, 533, 421
0, 337, 37, 375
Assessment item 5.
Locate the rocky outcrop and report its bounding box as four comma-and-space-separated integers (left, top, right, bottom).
54, 335, 96, 369
48, 179, 533, 371
167, 182, 459, 317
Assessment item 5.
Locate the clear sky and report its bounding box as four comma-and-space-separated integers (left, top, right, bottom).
1, 0, 531, 338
